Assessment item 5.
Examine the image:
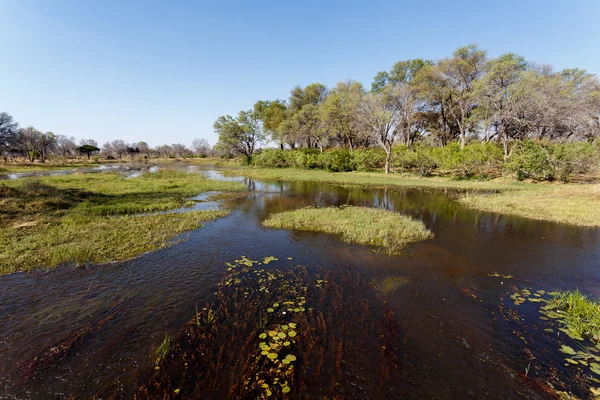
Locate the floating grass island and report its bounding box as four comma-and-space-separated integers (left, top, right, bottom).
262, 206, 433, 254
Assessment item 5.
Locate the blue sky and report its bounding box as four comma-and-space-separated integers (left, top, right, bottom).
1, 0, 599, 146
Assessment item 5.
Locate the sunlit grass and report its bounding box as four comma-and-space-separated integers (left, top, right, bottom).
263, 206, 433, 254
547, 290, 600, 342
460, 184, 600, 227
0, 171, 246, 274
224, 166, 600, 227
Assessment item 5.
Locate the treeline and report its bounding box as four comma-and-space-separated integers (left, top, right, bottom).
0, 113, 221, 162
214, 44, 600, 175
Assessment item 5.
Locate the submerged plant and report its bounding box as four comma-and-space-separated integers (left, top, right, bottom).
136, 255, 402, 399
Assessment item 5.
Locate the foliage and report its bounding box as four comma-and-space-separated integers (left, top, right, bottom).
253, 148, 292, 168
352, 148, 386, 171
322, 148, 355, 172
291, 148, 323, 169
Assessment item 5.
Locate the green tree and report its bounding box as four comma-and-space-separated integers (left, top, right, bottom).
77, 144, 100, 159
320, 81, 366, 150
214, 110, 266, 162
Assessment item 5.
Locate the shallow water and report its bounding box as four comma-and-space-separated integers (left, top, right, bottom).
0, 169, 599, 399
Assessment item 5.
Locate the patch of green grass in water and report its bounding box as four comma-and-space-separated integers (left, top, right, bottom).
546, 290, 600, 342
262, 206, 433, 254
0, 171, 245, 274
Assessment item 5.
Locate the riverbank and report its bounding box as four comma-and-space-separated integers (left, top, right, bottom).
0, 170, 246, 274
222, 167, 600, 227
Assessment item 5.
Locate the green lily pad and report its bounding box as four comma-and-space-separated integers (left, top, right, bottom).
560, 345, 577, 355
267, 353, 278, 360
288, 331, 297, 338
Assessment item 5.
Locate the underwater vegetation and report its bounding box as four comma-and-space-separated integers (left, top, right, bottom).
262, 206, 433, 254
497, 287, 600, 398
135, 255, 403, 399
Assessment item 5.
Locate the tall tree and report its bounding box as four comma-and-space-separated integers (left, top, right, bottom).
214, 110, 266, 162
56, 135, 78, 157
473, 53, 529, 157
320, 81, 366, 150
0, 112, 19, 153
254, 100, 287, 148
361, 89, 399, 173
437, 44, 487, 148
191, 138, 211, 157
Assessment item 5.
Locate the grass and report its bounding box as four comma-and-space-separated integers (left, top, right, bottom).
0, 170, 246, 274
459, 185, 600, 228
262, 206, 433, 254
546, 290, 600, 342
224, 166, 600, 227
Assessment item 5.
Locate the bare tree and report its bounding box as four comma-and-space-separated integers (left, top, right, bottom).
56, 135, 78, 157
191, 138, 211, 157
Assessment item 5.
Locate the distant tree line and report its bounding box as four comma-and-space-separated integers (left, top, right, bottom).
0, 113, 221, 162
214, 44, 600, 173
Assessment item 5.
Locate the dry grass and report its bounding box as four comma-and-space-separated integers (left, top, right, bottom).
460, 184, 600, 227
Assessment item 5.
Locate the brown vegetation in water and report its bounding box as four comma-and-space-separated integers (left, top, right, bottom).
135, 256, 403, 399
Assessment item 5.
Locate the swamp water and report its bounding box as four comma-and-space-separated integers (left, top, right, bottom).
1, 169, 599, 399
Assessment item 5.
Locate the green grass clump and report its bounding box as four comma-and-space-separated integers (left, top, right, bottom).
262, 206, 433, 254
155, 335, 172, 365
0, 171, 245, 274
547, 290, 600, 342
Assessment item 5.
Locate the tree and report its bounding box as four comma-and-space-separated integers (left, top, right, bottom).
473, 53, 529, 157
436, 44, 487, 148
0, 112, 19, 153
191, 138, 211, 157
372, 59, 430, 147
80, 139, 99, 147
360, 89, 398, 173
37, 131, 56, 163
137, 141, 151, 158
171, 143, 191, 157
56, 135, 78, 157
320, 81, 366, 150
214, 110, 266, 162
254, 100, 287, 148
77, 144, 100, 159
110, 139, 129, 159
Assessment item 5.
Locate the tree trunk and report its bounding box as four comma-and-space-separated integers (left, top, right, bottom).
384, 149, 391, 174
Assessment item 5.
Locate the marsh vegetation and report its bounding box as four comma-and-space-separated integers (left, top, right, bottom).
263, 206, 433, 254
0, 170, 246, 274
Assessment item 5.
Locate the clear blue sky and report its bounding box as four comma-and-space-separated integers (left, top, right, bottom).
1, 0, 599, 146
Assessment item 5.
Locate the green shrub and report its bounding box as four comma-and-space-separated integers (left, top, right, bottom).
352, 148, 386, 171
323, 149, 355, 172
549, 141, 599, 182
292, 148, 324, 169
392, 145, 439, 176
252, 149, 291, 168
505, 140, 554, 181
438, 142, 503, 178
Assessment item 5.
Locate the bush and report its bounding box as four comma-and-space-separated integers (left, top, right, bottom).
505, 140, 554, 181
438, 142, 503, 178
323, 149, 355, 172
352, 148, 386, 171
392, 145, 439, 176
550, 141, 599, 182
252, 149, 291, 168
292, 148, 324, 169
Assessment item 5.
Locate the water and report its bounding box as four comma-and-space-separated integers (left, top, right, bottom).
0, 169, 599, 399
